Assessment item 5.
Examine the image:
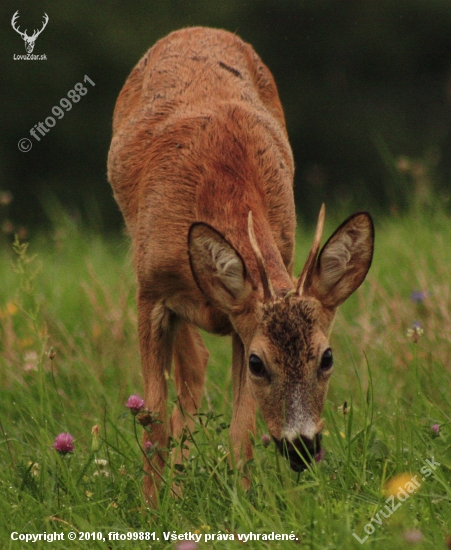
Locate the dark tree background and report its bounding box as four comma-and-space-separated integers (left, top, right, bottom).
2, 0, 451, 234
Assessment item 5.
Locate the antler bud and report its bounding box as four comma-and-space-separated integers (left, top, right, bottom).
296, 203, 325, 295
248, 211, 275, 301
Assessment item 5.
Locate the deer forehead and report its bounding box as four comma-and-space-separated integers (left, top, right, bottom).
260, 295, 326, 371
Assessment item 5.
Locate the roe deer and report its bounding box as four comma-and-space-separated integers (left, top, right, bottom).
107, 27, 374, 502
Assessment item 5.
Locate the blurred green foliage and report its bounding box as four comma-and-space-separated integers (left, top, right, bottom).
3, 0, 451, 234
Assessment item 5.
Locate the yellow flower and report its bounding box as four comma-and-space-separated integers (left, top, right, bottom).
0, 301, 18, 319
384, 473, 420, 497
17, 337, 34, 349
7, 302, 18, 315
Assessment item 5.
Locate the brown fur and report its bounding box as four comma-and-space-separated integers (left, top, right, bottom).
107, 27, 374, 504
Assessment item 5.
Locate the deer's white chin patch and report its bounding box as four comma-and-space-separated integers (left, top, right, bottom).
281, 421, 317, 442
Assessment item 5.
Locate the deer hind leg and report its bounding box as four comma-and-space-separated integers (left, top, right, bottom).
170, 321, 209, 454
229, 333, 256, 480
137, 293, 175, 505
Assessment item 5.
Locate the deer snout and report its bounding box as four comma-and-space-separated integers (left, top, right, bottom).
273, 432, 323, 472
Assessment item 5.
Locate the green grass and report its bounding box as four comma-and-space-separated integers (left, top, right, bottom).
0, 206, 450, 549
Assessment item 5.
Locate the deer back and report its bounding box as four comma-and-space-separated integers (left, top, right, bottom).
107, 27, 296, 315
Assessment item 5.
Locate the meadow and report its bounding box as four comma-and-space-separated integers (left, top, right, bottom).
0, 202, 450, 549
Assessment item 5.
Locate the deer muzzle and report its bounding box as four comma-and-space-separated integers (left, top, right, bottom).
273, 433, 323, 472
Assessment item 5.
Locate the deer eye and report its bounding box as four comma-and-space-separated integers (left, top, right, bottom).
320, 348, 333, 371
249, 354, 267, 377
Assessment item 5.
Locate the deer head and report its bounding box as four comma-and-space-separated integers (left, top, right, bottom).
188, 205, 374, 471
11, 11, 48, 54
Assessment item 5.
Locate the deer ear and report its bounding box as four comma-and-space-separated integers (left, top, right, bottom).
306, 212, 374, 309
188, 223, 253, 311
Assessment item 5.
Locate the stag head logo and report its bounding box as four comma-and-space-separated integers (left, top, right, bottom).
11, 11, 48, 54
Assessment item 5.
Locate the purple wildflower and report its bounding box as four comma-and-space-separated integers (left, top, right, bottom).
403, 529, 424, 543
410, 290, 427, 303
431, 423, 440, 435
261, 434, 271, 448
126, 394, 145, 415
144, 440, 153, 453
53, 432, 74, 454
315, 448, 326, 463
176, 542, 198, 550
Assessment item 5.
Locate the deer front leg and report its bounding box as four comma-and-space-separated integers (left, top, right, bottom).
229, 333, 256, 475
137, 293, 175, 505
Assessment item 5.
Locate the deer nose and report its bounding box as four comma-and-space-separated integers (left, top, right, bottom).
274, 433, 323, 472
